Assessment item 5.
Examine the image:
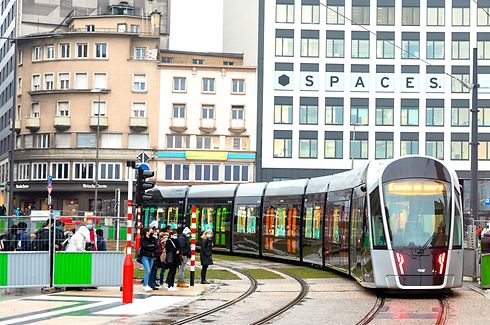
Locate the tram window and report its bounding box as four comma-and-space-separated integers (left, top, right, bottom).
167, 207, 179, 229
453, 189, 463, 248
370, 187, 387, 248
201, 207, 214, 231
275, 208, 286, 237
305, 207, 313, 238
237, 205, 258, 234
312, 204, 322, 239
332, 205, 341, 243
247, 207, 257, 234
237, 206, 247, 233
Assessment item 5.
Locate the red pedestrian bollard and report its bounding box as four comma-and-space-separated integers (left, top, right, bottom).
190, 205, 197, 286
122, 167, 135, 304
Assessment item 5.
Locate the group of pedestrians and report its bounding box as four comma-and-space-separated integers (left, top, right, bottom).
139, 225, 214, 292
0, 218, 106, 252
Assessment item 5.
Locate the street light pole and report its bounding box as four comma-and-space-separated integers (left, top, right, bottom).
470, 47, 479, 229
91, 88, 102, 216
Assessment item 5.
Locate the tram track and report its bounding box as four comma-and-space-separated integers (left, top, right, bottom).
435, 297, 450, 325
356, 295, 385, 325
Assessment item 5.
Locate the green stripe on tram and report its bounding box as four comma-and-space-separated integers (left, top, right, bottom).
0, 254, 7, 286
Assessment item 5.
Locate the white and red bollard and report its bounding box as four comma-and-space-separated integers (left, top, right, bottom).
135, 205, 141, 253
122, 167, 134, 304
190, 205, 197, 286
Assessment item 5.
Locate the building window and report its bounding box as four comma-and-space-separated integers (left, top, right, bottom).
32, 46, 41, 61
325, 140, 342, 159
128, 134, 149, 149
133, 74, 147, 91
351, 106, 368, 125
452, 40, 470, 59
232, 137, 242, 150
117, 23, 127, 32
32, 163, 48, 180
352, 38, 369, 58
32, 74, 41, 91
36, 134, 50, 148
428, 7, 445, 26
196, 136, 213, 149
276, 3, 294, 23
134, 47, 147, 60
375, 140, 393, 159
451, 74, 470, 93
451, 106, 469, 126
59, 73, 69, 89
45, 45, 54, 59
86, 25, 95, 32
326, 35, 344, 58
275, 35, 294, 57
75, 73, 88, 89
31, 102, 40, 118
202, 105, 215, 119
99, 163, 121, 180
352, 5, 370, 25
17, 163, 29, 181
93, 73, 107, 90
167, 134, 190, 149
192, 59, 204, 65
162, 57, 174, 63
101, 134, 121, 149
202, 78, 215, 93
173, 77, 186, 92
73, 162, 94, 180
95, 43, 108, 58
223, 61, 234, 66
300, 104, 318, 124
478, 7, 490, 25
132, 102, 146, 117
224, 165, 249, 182
173, 104, 185, 118
375, 106, 393, 126
351, 139, 368, 159
326, 4, 345, 24
301, 4, 319, 24
18, 49, 23, 65
57, 101, 69, 116
195, 164, 219, 182
478, 107, 490, 126
325, 104, 343, 125
51, 162, 69, 180
165, 164, 190, 181
377, 6, 395, 25
232, 79, 245, 93
77, 133, 96, 148
426, 106, 444, 126
130, 24, 140, 33
91, 101, 107, 116
478, 40, 490, 59
231, 106, 244, 120
452, 7, 470, 26
44, 73, 54, 90
401, 107, 419, 126
401, 140, 419, 155
426, 140, 444, 159
299, 139, 317, 159
479, 141, 490, 160
377, 39, 395, 59
401, 40, 419, 59
451, 141, 469, 160
55, 133, 71, 148
427, 40, 445, 59
402, 6, 420, 26
76, 43, 88, 58
273, 135, 292, 158
274, 104, 292, 124
60, 43, 70, 58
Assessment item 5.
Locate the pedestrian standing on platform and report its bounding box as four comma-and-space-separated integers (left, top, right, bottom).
66, 225, 90, 252
95, 229, 106, 251
200, 230, 214, 284
16, 222, 31, 251
158, 230, 169, 287
165, 230, 181, 291
177, 227, 191, 287
4, 224, 18, 251
141, 227, 157, 292
85, 219, 97, 251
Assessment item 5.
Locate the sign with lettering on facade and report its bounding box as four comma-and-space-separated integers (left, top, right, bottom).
300, 72, 319, 91
275, 71, 294, 91
82, 184, 108, 189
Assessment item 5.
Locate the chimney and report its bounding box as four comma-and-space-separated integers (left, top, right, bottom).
150, 10, 161, 35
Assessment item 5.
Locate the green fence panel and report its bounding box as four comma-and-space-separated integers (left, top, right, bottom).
107, 226, 114, 239
0, 254, 7, 286
482, 254, 490, 289
0, 219, 6, 233
54, 253, 92, 285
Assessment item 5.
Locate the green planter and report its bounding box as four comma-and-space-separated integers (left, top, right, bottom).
482, 254, 490, 289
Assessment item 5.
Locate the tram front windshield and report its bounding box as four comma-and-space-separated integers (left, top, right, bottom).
382, 179, 451, 248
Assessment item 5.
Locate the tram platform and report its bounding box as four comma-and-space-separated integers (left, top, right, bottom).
0, 283, 211, 325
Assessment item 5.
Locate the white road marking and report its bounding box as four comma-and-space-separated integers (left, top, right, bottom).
94, 295, 191, 315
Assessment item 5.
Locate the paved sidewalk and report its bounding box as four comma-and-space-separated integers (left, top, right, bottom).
0, 283, 210, 325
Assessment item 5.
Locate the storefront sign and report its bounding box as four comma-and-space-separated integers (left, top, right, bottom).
16, 184, 29, 189
82, 184, 108, 189
186, 151, 228, 161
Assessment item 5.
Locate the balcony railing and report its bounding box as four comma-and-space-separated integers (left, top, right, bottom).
199, 118, 216, 133
169, 117, 187, 132
25, 117, 40, 131
229, 119, 246, 133
129, 117, 148, 130
54, 116, 71, 131
90, 116, 108, 129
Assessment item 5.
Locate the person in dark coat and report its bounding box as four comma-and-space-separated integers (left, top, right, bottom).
176, 227, 191, 287
16, 222, 31, 251
165, 230, 181, 291
200, 230, 214, 284
34, 219, 64, 251
3, 224, 18, 251
140, 227, 158, 292
95, 229, 106, 251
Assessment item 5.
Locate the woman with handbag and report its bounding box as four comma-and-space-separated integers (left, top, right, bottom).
165, 230, 181, 291
200, 230, 214, 284
140, 227, 157, 292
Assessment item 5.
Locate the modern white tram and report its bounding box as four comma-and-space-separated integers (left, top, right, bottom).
144, 156, 463, 290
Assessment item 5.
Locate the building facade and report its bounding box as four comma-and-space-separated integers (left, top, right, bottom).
157, 50, 256, 185
258, 0, 490, 218
13, 14, 160, 215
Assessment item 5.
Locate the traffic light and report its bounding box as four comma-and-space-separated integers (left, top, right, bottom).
135, 167, 155, 205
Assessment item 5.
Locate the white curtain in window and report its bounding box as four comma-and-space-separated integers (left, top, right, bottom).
75, 73, 88, 89
56, 134, 71, 148
101, 133, 122, 148
128, 134, 149, 149
93, 73, 107, 89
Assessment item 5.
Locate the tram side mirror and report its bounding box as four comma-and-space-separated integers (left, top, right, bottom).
361, 185, 367, 193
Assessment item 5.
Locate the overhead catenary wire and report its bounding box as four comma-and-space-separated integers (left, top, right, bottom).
317, 0, 472, 89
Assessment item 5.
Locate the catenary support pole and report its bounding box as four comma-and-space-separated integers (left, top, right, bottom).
190, 205, 197, 286
122, 164, 134, 304
470, 47, 479, 230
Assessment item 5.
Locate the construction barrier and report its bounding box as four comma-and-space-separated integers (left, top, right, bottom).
482, 253, 490, 289
0, 252, 50, 288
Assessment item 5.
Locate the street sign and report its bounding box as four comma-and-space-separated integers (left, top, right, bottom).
137, 151, 150, 163
47, 175, 53, 184
485, 197, 490, 206
138, 163, 150, 171
47, 183, 53, 195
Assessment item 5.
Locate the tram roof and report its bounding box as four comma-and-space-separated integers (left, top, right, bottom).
328, 164, 369, 191
305, 175, 331, 194
235, 182, 267, 197
187, 184, 238, 198
152, 186, 188, 199
264, 178, 308, 197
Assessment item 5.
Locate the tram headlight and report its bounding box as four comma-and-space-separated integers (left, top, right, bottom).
395, 252, 406, 275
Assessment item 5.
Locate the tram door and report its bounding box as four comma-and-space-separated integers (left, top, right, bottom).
350, 186, 366, 280
325, 189, 351, 273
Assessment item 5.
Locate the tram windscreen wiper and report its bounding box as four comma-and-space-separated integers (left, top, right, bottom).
418, 220, 446, 254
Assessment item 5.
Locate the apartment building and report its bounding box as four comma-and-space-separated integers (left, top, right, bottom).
258, 0, 490, 217
157, 50, 256, 184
